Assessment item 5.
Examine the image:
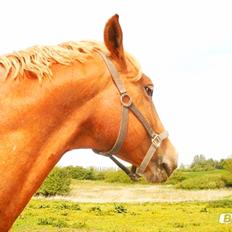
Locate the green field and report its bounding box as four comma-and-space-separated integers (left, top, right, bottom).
12, 169, 232, 231
12, 198, 232, 232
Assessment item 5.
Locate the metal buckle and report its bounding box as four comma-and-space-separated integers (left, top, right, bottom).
151, 134, 162, 148
120, 93, 132, 107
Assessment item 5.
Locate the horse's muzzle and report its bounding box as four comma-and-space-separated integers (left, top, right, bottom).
144, 154, 178, 183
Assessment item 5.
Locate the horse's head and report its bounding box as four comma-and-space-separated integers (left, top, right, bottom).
89, 15, 178, 183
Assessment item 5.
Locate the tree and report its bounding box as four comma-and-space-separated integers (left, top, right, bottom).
191, 155, 206, 167
190, 155, 216, 171
215, 159, 224, 169
179, 163, 186, 170
65, 166, 97, 180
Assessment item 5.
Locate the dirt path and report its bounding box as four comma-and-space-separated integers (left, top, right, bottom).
38, 182, 232, 203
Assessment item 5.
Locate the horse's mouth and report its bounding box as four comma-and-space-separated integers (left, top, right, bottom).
143, 159, 176, 183
161, 161, 173, 177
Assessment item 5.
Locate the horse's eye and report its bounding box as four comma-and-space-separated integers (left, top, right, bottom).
144, 86, 153, 97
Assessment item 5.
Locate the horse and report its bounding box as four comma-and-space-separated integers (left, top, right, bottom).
0, 15, 177, 231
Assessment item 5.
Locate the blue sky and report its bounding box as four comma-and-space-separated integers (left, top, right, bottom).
1, 0, 232, 167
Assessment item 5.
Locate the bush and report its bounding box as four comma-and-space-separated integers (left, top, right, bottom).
191, 164, 215, 172
37, 217, 68, 228
55, 202, 81, 210
114, 204, 127, 213
65, 166, 91, 180
37, 217, 55, 225
165, 170, 187, 185
223, 159, 232, 173
37, 167, 71, 196
65, 166, 103, 180
222, 173, 232, 187
52, 219, 68, 228
104, 170, 133, 183
176, 175, 225, 189
89, 206, 102, 215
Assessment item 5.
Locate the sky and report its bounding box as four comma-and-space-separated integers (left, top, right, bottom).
1, 0, 232, 167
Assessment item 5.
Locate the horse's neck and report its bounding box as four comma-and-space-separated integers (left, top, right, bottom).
0, 55, 105, 231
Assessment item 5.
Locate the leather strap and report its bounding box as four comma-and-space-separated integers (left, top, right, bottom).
93, 51, 168, 180
94, 51, 130, 156
130, 103, 155, 138
98, 51, 127, 95
97, 105, 129, 156
136, 131, 169, 175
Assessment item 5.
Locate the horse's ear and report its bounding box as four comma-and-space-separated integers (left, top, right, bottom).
104, 14, 127, 71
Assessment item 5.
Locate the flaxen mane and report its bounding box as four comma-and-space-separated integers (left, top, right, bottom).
0, 41, 142, 82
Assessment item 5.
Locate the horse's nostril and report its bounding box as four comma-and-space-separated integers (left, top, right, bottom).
161, 162, 172, 176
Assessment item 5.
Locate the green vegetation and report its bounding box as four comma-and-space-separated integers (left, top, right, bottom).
64, 165, 136, 183
103, 170, 133, 183
14, 155, 232, 231
222, 173, 232, 187
36, 156, 232, 196
65, 166, 103, 180
176, 173, 225, 189
166, 169, 232, 189
12, 199, 232, 232
224, 158, 232, 173
37, 167, 71, 196
190, 154, 224, 171
165, 155, 232, 189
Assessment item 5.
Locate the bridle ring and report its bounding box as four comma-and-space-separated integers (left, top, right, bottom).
120, 93, 132, 107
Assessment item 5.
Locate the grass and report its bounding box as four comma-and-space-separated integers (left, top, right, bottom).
167, 169, 228, 181
12, 199, 232, 232
166, 169, 232, 189
12, 170, 232, 231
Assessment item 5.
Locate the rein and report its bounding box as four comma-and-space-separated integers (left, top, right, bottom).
93, 52, 168, 181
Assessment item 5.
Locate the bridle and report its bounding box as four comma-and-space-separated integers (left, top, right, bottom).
93, 51, 168, 181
